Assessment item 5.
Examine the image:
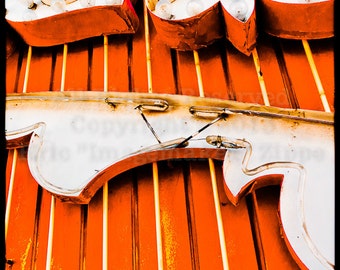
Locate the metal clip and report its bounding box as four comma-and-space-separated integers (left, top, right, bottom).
206, 135, 247, 149
189, 106, 233, 119
136, 99, 169, 112
105, 97, 169, 112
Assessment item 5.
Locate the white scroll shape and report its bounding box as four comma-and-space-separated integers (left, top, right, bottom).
222, 138, 334, 269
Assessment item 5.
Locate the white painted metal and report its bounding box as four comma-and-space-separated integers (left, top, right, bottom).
5, 92, 332, 196
5, 91, 334, 269
222, 135, 334, 269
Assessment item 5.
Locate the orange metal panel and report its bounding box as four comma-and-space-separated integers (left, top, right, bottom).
24, 47, 54, 92
194, 43, 230, 99
224, 44, 263, 104
107, 173, 134, 269
175, 51, 201, 96
63, 40, 90, 91
251, 187, 300, 269
135, 165, 159, 270
307, 39, 335, 111
258, 0, 334, 40
254, 36, 291, 108
86, 36, 105, 91
49, 45, 66, 92
50, 200, 82, 269
5, 46, 24, 94
279, 39, 325, 111
186, 161, 223, 269
4, 1, 334, 267
106, 35, 131, 92
148, 28, 177, 95
189, 161, 257, 269
85, 189, 104, 269
130, 4, 149, 93
5, 149, 39, 269
213, 160, 259, 269
32, 190, 53, 269
13, 46, 30, 94
5, 150, 13, 199
6, 3, 139, 47
157, 161, 193, 269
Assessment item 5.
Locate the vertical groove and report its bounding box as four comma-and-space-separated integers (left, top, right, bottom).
30, 186, 43, 269
13, 44, 25, 93
246, 193, 266, 270
127, 36, 134, 93
131, 173, 140, 270
170, 49, 181, 95
22, 45, 32, 93
87, 40, 93, 91
183, 162, 200, 270
219, 41, 236, 100
49, 47, 57, 91
79, 204, 88, 270
272, 38, 299, 109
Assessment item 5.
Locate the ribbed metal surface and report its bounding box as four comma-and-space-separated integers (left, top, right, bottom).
5, 0, 334, 268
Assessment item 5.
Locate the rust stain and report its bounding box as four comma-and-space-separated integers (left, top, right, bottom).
20, 238, 32, 270
161, 208, 178, 270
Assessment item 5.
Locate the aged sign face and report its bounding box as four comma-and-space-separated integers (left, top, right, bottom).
6, 92, 334, 269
